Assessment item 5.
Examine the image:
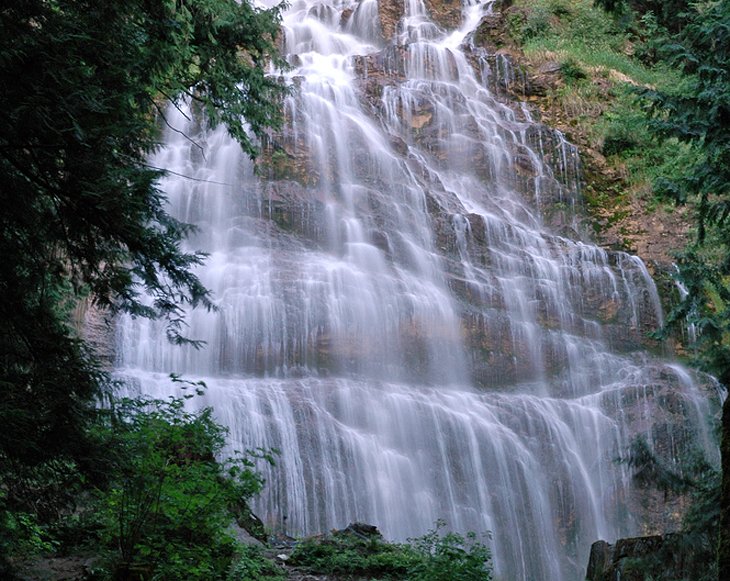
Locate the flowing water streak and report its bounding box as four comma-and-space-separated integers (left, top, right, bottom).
116, 1, 718, 579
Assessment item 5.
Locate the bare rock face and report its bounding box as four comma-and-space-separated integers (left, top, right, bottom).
377, 0, 404, 41
377, 0, 465, 40
600, 369, 722, 533
423, 0, 462, 31
586, 535, 695, 581
526, 60, 563, 97
15, 555, 101, 581
354, 45, 409, 107
473, 13, 509, 50
74, 300, 115, 368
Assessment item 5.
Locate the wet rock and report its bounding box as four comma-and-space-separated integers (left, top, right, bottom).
473, 14, 507, 50
340, 7, 353, 28
586, 534, 694, 581
410, 111, 433, 129
16, 555, 101, 581
257, 136, 320, 188
378, 0, 404, 41
74, 301, 114, 368
232, 501, 269, 544
525, 61, 563, 97
338, 522, 383, 539
423, 0, 462, 31
587, 540, 614, 580
354, 45, 408, 82
598, 370, 722, 534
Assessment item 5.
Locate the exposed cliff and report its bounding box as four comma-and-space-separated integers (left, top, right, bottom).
465, 0, 692, 269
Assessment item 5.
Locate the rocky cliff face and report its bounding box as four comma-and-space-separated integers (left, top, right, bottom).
464, 0, 693, 271
256, 0, 718, 541
255, 0, 711, 516
115, 2, 721, 580
586, 535, 702, 581
258, 0, 674, 383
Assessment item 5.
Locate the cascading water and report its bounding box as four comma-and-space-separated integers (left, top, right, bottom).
116, 1, 720, 579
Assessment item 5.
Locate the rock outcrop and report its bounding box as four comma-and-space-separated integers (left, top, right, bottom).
377, 0, 403, 41
423, 0, 462, 31
586, 535, 698, 581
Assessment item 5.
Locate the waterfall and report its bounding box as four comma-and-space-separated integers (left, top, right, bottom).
115, 1, 719, 579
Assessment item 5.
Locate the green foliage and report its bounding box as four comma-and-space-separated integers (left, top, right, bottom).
289, 521, 493, 580
511, 0, 661, 84
598, 88, 700, 192
0, 505, 56, 559
641, 26, 730, 563
407, 522, 492, 581
508, 4, 552, 43
560, 58, 588, 82
641, 2, 730, 398
290, 532, 420, 578
0, 0, 284, 571
0, 506, 57, 578
0, 0, 284, 453
593, 0, 628, 15
95, 393, 275, 580
227, 545, 286, 581
0, 391, 279, 580
638, 1, 729, 225
594, 0, 692, 33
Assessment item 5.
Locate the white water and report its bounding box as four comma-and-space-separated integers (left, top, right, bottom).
116, 1, 718, 579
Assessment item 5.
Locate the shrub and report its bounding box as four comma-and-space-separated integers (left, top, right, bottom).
96, 392, 275, 581
560, 58, 588, 82
228, 545, 286, 580
290, 521, 493, 580
407, 521, 493, 581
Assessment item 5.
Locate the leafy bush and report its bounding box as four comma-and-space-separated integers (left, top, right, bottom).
290, 533, 419, 577
408, 522, 492, 581
96, 392, 275, 581
290, 521, 492, 580
227, 545, 286, 581
560, 58, 588, 82
0, 507, 56, 559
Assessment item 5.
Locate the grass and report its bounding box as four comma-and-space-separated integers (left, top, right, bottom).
510, 0, 679, 86
504, 0, 695, 243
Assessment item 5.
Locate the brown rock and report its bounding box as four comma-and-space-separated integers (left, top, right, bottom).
378, 0, 404, 41
586, 535, 696, 581
423, 0, 463, 31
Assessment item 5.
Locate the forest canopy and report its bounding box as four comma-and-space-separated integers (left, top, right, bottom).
0, 0, 284, 462
0, 0, 285, 576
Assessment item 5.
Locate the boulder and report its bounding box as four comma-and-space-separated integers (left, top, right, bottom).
586, 534, 698, 581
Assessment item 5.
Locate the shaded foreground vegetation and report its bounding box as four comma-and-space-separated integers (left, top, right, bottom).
3, 392, 274, 580
0, 0, 284, 576
287, 522, 492, 581
4, 391, 494, 580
